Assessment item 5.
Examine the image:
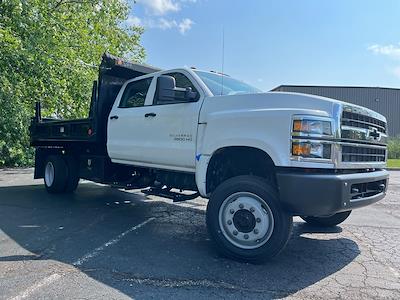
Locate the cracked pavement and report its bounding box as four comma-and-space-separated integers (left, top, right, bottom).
0, 169, 399, 299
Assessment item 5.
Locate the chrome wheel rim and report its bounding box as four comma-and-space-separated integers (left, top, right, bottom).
218, 192, 274, 250
44, 162, 55, 187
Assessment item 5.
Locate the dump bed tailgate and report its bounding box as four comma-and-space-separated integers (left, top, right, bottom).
30, 118, 96, 146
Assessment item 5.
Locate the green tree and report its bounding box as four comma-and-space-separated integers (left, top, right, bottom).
0, 0, 145, 166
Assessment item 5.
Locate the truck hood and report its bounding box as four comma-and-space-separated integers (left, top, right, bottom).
199, 91, 386, 123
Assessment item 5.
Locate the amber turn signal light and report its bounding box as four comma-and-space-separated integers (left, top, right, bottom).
292, 143, 311, 156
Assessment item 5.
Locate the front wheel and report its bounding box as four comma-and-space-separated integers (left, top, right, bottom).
301, 211, 352, 227
206, 175, 293, 262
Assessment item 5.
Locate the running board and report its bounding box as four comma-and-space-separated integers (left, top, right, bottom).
141, 187, 200, 202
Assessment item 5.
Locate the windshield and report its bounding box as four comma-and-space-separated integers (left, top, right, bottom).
194, 70, 262, 96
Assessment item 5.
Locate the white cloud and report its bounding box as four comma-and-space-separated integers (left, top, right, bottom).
126, 16, 142, 26
130, 0, 195, 34
368, 43, 400, 60
137, 0, 180, 16
158, 18, 178, 29
368, 43, 400, 79
178, 18, 194, 34
140, 17, 193, 35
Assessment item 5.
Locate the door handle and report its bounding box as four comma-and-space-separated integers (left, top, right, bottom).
145, 113, 157, 118
110, 115, 119, 120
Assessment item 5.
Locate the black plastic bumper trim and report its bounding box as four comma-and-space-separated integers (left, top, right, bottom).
276, 169, 389, 216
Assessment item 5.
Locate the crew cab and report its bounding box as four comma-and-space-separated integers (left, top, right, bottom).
30, 53, 389, 262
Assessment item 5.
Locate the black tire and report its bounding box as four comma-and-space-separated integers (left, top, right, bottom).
206, 175, 293, 262
301, 211, 352, 227
44, 155, 68, 194
64, 155, 80, 193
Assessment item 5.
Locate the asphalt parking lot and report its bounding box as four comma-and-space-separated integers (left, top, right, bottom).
0, 169, 399, 299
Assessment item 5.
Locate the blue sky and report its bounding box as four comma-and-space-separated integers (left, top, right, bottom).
128, 0, 400, 91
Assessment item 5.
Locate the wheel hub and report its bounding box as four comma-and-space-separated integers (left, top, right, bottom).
44, 162, 55, 187
218, 192, 275, 250
233, 209, 256, 233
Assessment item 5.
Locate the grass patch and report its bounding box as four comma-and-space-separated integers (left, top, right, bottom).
387, 159, 400, 168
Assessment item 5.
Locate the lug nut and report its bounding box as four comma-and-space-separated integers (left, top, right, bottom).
254, 229, 259, 234
230, 209, 235, 214
239, 204, 244, 209
250, 207, 255, 212
244, 234, 249, 240
256, 218, 261, 223
233, 230, 238, 236
227, 220, 232, 225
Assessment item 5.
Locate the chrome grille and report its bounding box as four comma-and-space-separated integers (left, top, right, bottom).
342, 111, 386, 134
342, 145, 386, 162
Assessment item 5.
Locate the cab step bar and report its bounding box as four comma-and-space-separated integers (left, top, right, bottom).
141, 186, 200, 202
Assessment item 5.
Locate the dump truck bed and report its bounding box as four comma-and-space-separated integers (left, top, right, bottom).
30, 53, 160, 148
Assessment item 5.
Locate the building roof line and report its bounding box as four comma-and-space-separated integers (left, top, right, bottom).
271, 84, 400, 92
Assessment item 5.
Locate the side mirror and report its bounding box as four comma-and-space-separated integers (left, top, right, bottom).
184, 87, 197, 101
157, 75, 198, 103
157, 75, 176, 102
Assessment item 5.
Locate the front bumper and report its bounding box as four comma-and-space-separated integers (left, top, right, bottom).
276, 169, 389, 216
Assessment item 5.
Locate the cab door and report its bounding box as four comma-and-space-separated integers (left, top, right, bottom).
137, 71, 204, 172
107, 76, 156, 163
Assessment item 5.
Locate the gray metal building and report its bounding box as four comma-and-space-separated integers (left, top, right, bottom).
272, 85, 400, 137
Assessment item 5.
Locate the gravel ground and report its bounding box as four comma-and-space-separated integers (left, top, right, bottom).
0, 169, 399, 299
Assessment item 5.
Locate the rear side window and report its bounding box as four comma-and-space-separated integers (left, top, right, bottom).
119, 77, 153, 108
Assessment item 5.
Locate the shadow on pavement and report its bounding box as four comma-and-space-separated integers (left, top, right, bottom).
0, 183, 360, 298
298, 223, 343, 234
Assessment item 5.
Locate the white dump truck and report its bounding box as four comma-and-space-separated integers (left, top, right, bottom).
30, 53, 389, 262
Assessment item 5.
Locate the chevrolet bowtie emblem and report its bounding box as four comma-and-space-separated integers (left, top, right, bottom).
369, 128, 380, 139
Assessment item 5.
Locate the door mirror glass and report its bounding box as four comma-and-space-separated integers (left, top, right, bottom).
157, 75, 176, 102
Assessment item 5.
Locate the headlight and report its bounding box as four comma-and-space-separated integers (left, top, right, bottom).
293, 119, 332, 136
292, 141, 332, 159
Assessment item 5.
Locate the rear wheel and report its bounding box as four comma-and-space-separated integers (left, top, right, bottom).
206, 175, 293, 262
44, 155, 68, 193
64, 156, 80, 193
301, 211, 352, 227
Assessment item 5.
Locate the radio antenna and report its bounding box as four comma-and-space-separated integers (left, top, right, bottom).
221, 27, 225, 95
